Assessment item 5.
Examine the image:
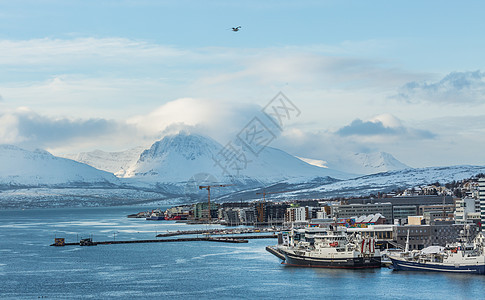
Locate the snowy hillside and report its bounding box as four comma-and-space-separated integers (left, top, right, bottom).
0, 145, 120, 187
217, 165, 485, 202
63, 146, 145, 177
318, 152, 409, 175
126, 132, 352, 186
269, 165, 485, 199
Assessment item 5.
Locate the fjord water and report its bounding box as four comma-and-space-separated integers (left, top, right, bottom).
1, 207, 484, 299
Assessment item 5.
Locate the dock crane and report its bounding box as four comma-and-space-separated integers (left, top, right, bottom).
199, 184, 234, 223
255, 190, 291, 224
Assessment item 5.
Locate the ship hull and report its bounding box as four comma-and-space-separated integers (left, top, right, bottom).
146, 216, 165, 220
282, 250, 381, 269
390, 257, 485, 275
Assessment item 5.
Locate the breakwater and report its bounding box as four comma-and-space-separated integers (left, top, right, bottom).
50, 234, 277, 247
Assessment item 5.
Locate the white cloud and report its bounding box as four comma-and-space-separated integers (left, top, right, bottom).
335, 114, 436, 141
0, 98, 273, 154
127, 97, 275, 144
369, 114, 402, 128
0, 37, 421, 125
0, 112, 21, 144
396, 70, 485, 104
0, 107, 138, 152
0, 37, 186, 66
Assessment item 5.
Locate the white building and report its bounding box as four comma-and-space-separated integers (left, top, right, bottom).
285, 207, 308, 224
454, 197, 480, 224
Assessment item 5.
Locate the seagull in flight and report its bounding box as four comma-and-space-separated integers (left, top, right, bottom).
231, 26, 241, 32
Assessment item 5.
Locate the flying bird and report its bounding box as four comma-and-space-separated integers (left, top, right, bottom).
231, 26, 241, 32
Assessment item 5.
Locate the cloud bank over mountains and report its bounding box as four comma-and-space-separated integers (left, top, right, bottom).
397, 71, 485, 104
336, 114, 436, 140
1, 37, 484, 167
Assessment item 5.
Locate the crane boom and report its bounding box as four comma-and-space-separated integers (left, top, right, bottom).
255, 190, 291, 202
199, 184, 234, 223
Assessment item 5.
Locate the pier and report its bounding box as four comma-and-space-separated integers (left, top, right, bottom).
50, 234, 277, 247
155, 228, 285, 238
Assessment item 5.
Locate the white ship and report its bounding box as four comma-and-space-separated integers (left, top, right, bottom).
267, 225, 381, 268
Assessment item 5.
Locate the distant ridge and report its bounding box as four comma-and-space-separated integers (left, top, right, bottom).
63, 147, 145, 177
0, 145, 119, 187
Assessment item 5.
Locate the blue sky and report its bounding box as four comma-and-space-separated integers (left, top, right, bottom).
1, 0, 485, 167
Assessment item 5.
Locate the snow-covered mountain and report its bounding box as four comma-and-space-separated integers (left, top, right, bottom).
63, 133, 408, 180
2, 134, 484, 209
0, 145, 120, 187
300, 152, 409, 175
126, 132, 352, 186
63, 146, 145, 177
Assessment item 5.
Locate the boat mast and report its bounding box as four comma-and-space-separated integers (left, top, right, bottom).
405, 229, 410, 253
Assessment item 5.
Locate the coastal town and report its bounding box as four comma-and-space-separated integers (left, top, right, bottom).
133, 175, 485, 251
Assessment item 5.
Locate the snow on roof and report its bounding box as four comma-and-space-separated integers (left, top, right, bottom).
352, 213, 384, 223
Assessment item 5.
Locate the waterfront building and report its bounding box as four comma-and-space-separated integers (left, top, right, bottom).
193, 202, 220, 221
285, 207, 308, 224
223, 208, 241, 226
239, 207, 257, 225
255, 202, 288, 225
220, 206, 257, 226
339, 195, 456, 223
165, 205, 192, 219
392, 224, 477, 250
423, 211, 453, 224
337, 213, 386, 228
331, 203, 392, 220
480, 178, 485, 230
455, 197, 481, 224
392, 205, 417, 221
408, 216, 424, 225
419, 203, 455, 217
347, 224, 394, 241
316, 208, 328, 219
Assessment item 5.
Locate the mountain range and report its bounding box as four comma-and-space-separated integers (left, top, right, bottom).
1, 132, 484, 208
63, 132, 407, 181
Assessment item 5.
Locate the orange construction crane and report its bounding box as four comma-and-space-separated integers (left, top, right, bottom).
199, 184, 234, 223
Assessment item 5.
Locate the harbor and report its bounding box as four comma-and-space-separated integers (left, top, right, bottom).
2, 206, 485, 299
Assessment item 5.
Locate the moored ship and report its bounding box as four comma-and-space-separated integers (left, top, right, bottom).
145, 209, 165, 221
267, 225, 381, 268
389, 228, 485, 275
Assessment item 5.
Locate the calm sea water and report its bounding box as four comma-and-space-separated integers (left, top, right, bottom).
1, 206, 484, 299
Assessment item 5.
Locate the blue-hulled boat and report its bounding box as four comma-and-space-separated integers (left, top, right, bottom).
389, 228, 485, 275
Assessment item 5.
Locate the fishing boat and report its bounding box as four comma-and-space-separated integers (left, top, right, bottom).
267, 225, 381, 268
146, 209, 165, 221
389, 227, 485, 275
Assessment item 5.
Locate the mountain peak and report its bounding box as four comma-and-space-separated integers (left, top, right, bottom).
138, 132, 221, 162
325, 151, 409, 175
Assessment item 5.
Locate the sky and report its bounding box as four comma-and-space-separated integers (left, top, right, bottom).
1, 0, 485, 168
